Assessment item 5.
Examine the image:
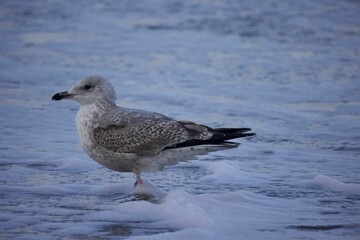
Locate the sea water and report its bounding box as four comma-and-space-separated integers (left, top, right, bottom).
0, 0, 359, 239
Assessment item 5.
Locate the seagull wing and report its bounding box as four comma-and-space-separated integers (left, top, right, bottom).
93, 108, 212, 155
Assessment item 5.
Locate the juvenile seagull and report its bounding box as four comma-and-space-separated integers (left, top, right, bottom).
52, 76, 255, 186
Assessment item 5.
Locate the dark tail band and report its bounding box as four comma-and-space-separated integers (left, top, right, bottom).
166, 127, 255, 149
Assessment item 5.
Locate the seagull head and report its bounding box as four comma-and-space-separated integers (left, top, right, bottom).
52, 76, 116, 106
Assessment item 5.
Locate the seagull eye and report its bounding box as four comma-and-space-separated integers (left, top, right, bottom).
84, 84, 92, 90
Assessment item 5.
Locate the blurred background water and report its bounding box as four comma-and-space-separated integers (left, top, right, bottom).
0, 0, 360, 239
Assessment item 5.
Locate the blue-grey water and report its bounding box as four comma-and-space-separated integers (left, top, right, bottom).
0, 0, 360, 239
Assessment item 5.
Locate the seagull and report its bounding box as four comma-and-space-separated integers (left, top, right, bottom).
52, 76, 255, 186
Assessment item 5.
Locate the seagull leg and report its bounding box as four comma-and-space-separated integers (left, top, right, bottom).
134, 170, 143, 187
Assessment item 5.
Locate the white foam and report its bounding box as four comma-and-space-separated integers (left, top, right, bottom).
89, 189, 315, 240
197, 160, 252, 183
130, 179, 166, 196
309, 174, 360, 195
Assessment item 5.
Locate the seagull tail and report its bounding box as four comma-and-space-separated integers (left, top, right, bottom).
166, 127, 255, 149
210, 127, 255, 141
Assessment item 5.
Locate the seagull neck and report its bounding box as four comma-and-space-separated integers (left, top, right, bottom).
80, 100, 115, 115
96, 97, 116, 110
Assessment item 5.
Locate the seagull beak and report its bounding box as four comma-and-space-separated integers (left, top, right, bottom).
51, 91, 72, 101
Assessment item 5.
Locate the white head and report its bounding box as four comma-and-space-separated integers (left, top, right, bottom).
52, 76, 116, 106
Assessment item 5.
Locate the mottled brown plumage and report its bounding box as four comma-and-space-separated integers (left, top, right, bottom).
93, 119, 210, 155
